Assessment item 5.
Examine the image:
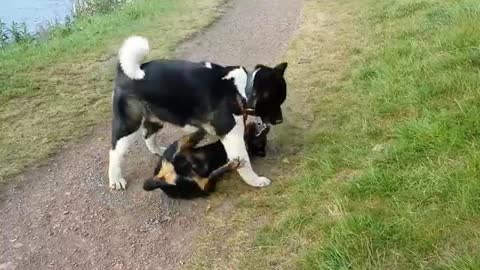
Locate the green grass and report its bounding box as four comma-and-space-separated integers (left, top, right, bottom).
0, 0, 223, 183
187, 0, 480, 269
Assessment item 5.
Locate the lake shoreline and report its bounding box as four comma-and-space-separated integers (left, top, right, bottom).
0, 0, 127, 47
0, 0, 75, 34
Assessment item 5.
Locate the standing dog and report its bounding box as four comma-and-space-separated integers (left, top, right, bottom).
109, 36, 287, 190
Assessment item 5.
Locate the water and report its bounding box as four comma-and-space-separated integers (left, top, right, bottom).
0, 0, 74, 32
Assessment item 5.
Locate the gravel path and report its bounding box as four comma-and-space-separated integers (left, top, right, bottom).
0, 0, 303, 269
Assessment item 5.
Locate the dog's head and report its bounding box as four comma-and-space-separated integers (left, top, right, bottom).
249, 62, 288, 125
245, 122, 270, 157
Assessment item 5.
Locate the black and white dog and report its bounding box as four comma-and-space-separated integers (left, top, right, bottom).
109, 36, 287, 190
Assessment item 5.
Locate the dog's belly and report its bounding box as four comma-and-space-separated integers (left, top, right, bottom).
143, 100, 237, 138
190, 142, 228, 177
181, 123, 216, 135
145, 105, 218, 135
182, 124, 200, 133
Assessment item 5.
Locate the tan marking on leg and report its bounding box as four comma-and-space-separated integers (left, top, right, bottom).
194, 177, 210, 191
176, 131, 205, 154
163, 171, 178, 185
156, 160, 178, 185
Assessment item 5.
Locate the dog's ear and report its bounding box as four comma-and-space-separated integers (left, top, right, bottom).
255, 64, 267, 70
274, 62, 288, 76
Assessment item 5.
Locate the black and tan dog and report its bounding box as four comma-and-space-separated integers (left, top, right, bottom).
109, 36, 287, 190
143, 122, 270, 199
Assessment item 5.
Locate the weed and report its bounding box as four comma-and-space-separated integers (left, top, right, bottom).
0, 19, 9, 47
73, 0, 128, 17
0, 20, 33, 47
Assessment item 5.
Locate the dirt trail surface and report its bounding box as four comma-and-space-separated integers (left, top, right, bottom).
0, 0, 303, 269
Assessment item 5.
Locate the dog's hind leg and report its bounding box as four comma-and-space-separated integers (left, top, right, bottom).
177, 130, 206, 152
142, 119, 165, 155
194, 158, 239, 192
207, 158, 244, 180
109, 126, 140, 190
220, 115, 271, 187
109, 96, 143, 190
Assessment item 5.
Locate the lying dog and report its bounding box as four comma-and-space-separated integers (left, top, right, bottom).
109, 36, 287, 190
143, 122, 270, 199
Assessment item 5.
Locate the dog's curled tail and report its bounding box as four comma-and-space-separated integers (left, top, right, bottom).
118, 36, 150, 80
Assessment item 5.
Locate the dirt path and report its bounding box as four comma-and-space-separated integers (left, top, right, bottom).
0, 0, 303, 269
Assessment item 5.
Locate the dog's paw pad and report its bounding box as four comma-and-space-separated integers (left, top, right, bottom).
110, 178, 127, 190
250, 176, 271, 187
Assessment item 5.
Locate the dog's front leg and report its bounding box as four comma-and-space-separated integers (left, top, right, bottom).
220, 115, 271, 187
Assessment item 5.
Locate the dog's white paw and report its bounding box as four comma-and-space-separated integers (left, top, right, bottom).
249, 176, 271, 187
110, 177, 127, 190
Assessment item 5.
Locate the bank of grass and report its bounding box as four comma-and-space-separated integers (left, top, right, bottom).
189, 0, 480, 269
0, 0, 224, 183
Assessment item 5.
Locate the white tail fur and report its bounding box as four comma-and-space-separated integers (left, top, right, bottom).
118, 36, 150, 80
